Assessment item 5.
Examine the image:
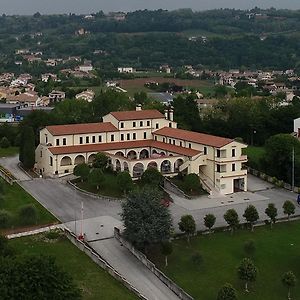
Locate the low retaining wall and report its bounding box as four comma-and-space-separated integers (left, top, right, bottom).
114, 227, 194, 300
67, 180, 124, 201
64, 228, 148, 300
248, 167, 300, 193
163, 178, 191, 199
0, 165, 16, 185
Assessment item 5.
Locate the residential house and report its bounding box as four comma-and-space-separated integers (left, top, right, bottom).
49, 90, 66, 103
75, 90, 95, 102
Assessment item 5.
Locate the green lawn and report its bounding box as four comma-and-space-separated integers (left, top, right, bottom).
170, 177, 207, 197
75, 172, 124, 198
244, 146, 266, 169
0, 180, 57, 230
0, 147, 19, 157
9, 233, 138, 300
151, 221, 300, 300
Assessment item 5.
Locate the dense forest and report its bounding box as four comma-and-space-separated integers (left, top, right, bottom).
0, 8, 300, 71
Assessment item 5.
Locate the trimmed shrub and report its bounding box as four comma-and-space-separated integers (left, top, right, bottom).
45, 229, 61, 240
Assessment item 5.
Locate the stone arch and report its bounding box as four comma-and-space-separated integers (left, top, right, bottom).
60, 156, 72, 166
88, 154, 96, 164
74, 155, 85, 165
174, 158, 184, 172
115, 151, 125, 157
147, 161, 158, 169
152, 149, 158, 155
115, 159, 121, 172
127, 150, 137, 160
161, 160, 171, 174
160, 151, 166, 156
139, 149, 149, 159
124, 162, 129, 172
133, 163, 144, 177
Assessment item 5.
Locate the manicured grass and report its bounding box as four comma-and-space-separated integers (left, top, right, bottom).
9, 234, 138, 300
244, 146, 266, 169
0, 147, 19, 157
75, 172, 124, 198
151, 221, 300, 300
0, 180, 56, 229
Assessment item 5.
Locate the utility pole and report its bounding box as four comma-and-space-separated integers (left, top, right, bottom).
292, 147, 295, 192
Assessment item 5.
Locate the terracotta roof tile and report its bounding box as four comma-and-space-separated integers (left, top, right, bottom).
110, 109, 164, 121
48, 140, 200, 157
153, 127, 233, 148
46, 122, 117, 136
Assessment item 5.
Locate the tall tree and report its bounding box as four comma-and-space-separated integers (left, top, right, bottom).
183, 173, 202, 194
204, 214, 216, 233
224, 209, 239, 234
282, 200, 295, 221
92, 152, 109, 170
160, 241, 173, 267
117, 171, 133, 195
20, 126, 35, 170
217, 283, 237, 300
178, 214, 196, 243
88, 168, 104, 190
73, 163, 90, 182
141, 168, 163, 187
243, 205, 259, 232
282, 271, 297, 300
237, 258, 258, 292
121, 188, 172, 251
265, 203, 278, 228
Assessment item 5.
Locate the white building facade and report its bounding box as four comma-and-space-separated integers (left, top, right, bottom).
35, 107, 248, 194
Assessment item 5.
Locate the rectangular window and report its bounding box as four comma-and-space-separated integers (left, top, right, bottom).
63, 138, 66, 146
98, 135, 102, 143
144, 132, 147, 139
189, 143, 192, 149
156, 123, 159, 129
169, 123, 172, 128
163, 138, 166, 143
111, 134, 114, 142
140, 121, 143, 127
133, 122, 136, 128
45, 135, 48, 143
92, 136, 95, 143
180, 141, 182, 147
133, 133, 136, 140
40, 151, 42, 158
127, 133, 130, 140
56, 139, 59, 146
147, 121, 150, 126
121, 134, 124, 141
169, 139, 172, 144
204, 147, 207, 155
173, 140, 175, 145
216, 149, 221, 158
50, 157, 53, 166
120, 122, 124, 128
155, 136, 157, 141
232, 163, 236, 171
80, 137, 83, 144
217, 164, 221, 172
86, 136, 89, 144
232, 149, 236, 157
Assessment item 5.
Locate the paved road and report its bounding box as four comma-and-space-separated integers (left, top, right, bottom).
0, 155, 31, 181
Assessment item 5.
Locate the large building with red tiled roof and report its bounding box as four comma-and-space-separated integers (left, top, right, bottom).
35, 106, 248, 194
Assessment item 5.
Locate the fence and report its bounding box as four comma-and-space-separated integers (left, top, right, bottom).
114, 227, 194, 300
163, 177, 191, 199
64, 228, 148, 300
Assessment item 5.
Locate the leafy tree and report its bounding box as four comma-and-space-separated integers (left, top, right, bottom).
117, 172, 133, 195
88, 168, 104, 190
265, 203, 278, 228
217, 283, 237, 300
121, 188, 172, 251
183, 173, 202, 194
282, 271, 297, 300
92, 152, 108, 170
204, 214, 216, 233
0, 255, 82, 299
73, 163, 90, 182
160, 241, 173, 267
178, 214, 196, 243
224, 209, 239, 234
18, 204, 38, 225
237, 258, 258, 292
0, 137, 10, 148
141, 168, 163, 187
243, 205, 259, 231
19, 126, 35, 169
283, 200, 295, 221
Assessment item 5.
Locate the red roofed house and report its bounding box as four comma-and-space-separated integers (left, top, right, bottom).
35, 106, 248, 194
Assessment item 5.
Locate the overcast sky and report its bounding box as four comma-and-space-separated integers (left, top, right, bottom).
1, 0, 300, 15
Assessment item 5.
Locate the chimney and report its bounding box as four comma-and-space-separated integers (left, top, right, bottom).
169, 107, 174, 121
164, 109, 168, 119
136, 104, 142, 111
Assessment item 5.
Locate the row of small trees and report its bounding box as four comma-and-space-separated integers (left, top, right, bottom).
178, 200, 296, 241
